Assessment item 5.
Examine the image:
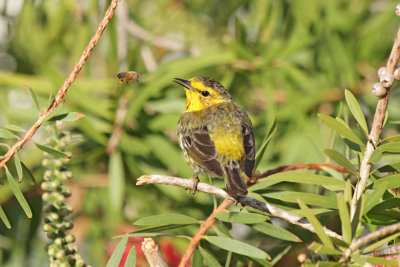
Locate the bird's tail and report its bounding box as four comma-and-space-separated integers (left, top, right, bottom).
225, 167, 248, 197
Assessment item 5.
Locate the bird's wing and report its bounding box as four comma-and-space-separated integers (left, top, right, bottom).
181, 126, 225, 177
242, 122, 256, 178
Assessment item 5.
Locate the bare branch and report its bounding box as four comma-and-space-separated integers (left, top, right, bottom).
350, 23, 400, 219
0, 0, 121, 169
136, 175, 342, 240
342, 221, 400, 260
141, 238, 169, 267
178, 199, 233, 267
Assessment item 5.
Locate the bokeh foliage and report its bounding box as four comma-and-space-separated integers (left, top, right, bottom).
0, 0, 400, 266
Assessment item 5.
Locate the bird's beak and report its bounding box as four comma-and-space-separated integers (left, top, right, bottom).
173, 78, 192, 91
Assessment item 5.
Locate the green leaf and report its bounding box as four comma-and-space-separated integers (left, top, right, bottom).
21, 162, 36, 185
248, 178, 281, 192
204, 236, 270, 259
308, 242, 342, 255
323, 149, 357, 175
109, 151, 125, 211
253, 222, 301, 242
344, 89, 368, 134
270, 245, 292, 266
370, 148, 383, 164
5, 167, 32, 218
337, 193, 351, 244
14, 152, 23, 182
26, 84, 40, 111
199, 247, 222, 267
352, 254, 398, 266
34, 142, 69, 158
298, 199, 334, 249
216, 212, 266, 224
124, 246, 136, 267
47, 112, 86, 122
318, 114, 364, 147
379, 142, 400, 153
5, 124, 25, 132
0, 129, 19, 139
106, 236, 127, 267
133, 214, 198, 226
0, 205, 11, 229
269, 171, 345, 190
363, 232, 400, 253
373, 174, 400, 189
192, 249, 203, 267
263, 191, 337, 209
364, 184, 387, 215
254, 116, 277, 172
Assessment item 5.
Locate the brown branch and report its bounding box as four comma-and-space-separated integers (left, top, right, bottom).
251, 163, 349, 181
178, 199, 233, 267
0, 0, 121, 168
136, 175, 342, 241
342, 221, 400, 261
350, 21, 400, 219
141, 238, 169, 267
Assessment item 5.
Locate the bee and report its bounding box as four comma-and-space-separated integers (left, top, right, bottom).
117, 71, 139, 84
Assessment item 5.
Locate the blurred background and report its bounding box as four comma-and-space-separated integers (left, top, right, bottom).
0, 0, 400, 266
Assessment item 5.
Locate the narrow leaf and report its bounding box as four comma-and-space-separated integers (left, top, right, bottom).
34, 143, 69, 158
379, 142, 400, 153
109, 151, 125, 211
323, 149, 357, 175
254, 116, 277, 172
124, 245, 136, 267
47, 112, 86, 122
270, 245, 292, 266
364, 184, 387, 215
204, 236, 270, 259
337, 193, 351, 244
106, 236, 128, 267
192, 249, 203, 267
363, 232, 400, 253
0, 129, 19, 139
21, 162, 36, 185
352, 254, 398, 266
0, 205, 11, 229
345, 89, 368, 134
133, 214, 198, 226
199, 247, 222, 267
216, 212, 266, 224
373, 174, 400, 189
269, 171, 345, 190
25, 84, 40, 111
14, 152, 23, 182
253, 222, 301, 242
248, 178, 281, 192
5, 124, 25, 132
5, 167, 32, 218
318, 114, 364, 147
298, 199, 334, 249
308, 242, 343, 255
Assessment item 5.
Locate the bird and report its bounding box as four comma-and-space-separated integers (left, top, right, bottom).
175, 76, 255, 198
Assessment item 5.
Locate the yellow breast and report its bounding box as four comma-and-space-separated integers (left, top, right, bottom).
210, 126, 244, 161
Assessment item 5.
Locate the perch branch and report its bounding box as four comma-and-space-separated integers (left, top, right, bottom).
137, 175, 342, 240
350, 22, 400, 219
141, 238, 169, 267
178, 199, 233, 267
0, 0, 121, 168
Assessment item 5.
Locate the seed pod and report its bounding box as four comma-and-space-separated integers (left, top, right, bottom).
378, 67, 387, 79
372, 82, 387, 97
380, 73, 394, 88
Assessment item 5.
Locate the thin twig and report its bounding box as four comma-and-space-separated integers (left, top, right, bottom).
342, 221, 400, 260
141, 238, 169, 267
350, 24, 400, 219
0, 0, 121, 169
178, 199, 233, 267
136, 175, 342, 240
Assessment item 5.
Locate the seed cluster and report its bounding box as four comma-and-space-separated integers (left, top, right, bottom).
41, 125, 87, 267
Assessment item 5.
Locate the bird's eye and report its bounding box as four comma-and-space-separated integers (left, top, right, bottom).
201, 91, 210, 97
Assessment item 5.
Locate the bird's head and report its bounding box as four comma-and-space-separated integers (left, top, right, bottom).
174, 76, 233, 112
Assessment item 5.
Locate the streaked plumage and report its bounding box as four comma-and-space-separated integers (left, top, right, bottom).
175, 76, 255, 197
